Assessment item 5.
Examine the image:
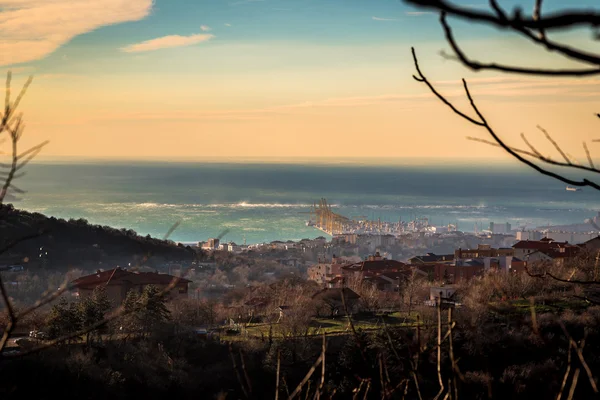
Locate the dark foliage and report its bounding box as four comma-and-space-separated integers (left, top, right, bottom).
0, 204, 196, 270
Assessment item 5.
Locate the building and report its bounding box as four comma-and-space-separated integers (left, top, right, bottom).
201, 238, 220, 250
455, 244, 513, 260
408, 253, 454, 264
436, 260, 485, 284
489, 222, 512, 234
516, 231, 544, 241
70, 267, 191, 305
307, 255, 348, 285
512, 238, 580, 262
543, 231, 598, 244
340, 252, 411, 279
580, 236, 600, 253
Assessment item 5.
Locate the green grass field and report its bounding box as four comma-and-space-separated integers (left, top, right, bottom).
219, 312, 419, 341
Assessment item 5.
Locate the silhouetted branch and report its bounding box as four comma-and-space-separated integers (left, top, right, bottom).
405, 0, 600, 31
584, 142, 595, 169
526, 264, 600, 285
404, 1, 600, 76
0, 72, 48, 204
411, 47, 600, 191
438, 12, 600, 76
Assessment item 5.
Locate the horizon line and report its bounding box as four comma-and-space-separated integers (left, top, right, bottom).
29, 155, 523, 167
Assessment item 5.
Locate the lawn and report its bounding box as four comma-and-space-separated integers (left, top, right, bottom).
219, 311, 420, 341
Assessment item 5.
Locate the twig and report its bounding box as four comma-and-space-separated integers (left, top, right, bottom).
288, 352, 324, 400
567, 368, 580, 400
276, 350, 281, 400
239, 348, 253, 395
584, 142, 595, 169
230, 344, 249, 399
537, 126, 571, 164
433, 300, 445, 400
438, 12, 600, 76
556, 344, 572, 400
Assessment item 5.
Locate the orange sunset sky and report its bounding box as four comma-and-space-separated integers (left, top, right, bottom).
1, 0, 598, 163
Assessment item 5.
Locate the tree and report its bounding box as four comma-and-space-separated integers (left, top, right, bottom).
78, 287, 111, 345
47, 298, 81, 342
402, 270, 428, 316
121, 285, 170, 337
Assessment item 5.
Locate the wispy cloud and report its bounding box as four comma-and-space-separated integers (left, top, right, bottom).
372, 16, 398, 21
120, 33, 214, 53
405, 11, 432, 16
225, 23, 232, 27
0, 0, 153, 66
200, 25, 211, 32
101, 79, 600, 122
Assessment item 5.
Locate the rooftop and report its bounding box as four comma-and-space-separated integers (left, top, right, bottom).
71, 267, 191, 288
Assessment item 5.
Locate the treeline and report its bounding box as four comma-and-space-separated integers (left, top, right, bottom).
0, 204, 196, 270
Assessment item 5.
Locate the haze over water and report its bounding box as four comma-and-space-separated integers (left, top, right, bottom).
11, 161, 599, 245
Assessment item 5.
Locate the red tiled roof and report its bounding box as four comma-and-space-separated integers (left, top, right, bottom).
71, 267, 190, 288
342, 259, 408, 273
71, 268, 131, 287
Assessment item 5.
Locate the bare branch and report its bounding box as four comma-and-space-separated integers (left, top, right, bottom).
412, 48, 600, 191
537, 126, 571, 164
404, 1, 600, 32
439, 12, 600, 76
520, 133, 544, 158
533, 0, 546, 40
584, 142, 595, 169
412, 47, 483, 126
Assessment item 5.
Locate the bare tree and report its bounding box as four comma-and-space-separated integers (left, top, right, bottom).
0, 72, 48, 204
405, 1, 600, 193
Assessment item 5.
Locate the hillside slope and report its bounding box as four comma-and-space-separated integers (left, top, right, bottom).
0, 204, 196, 270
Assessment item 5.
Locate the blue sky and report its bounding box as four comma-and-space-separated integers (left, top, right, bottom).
0, 0, 598, 160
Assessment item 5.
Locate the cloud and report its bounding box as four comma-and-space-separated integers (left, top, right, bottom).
120, 33, 215, 53
200, 25, 211, 32
0, 0, 153, 66
225, 23, 232, 27
405, 11, 432, 16
372, 16, 398, 21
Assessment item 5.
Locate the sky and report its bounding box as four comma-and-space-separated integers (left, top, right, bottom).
1, 0, 599, 162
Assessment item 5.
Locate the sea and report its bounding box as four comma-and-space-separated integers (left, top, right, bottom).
8, 160, 600, 245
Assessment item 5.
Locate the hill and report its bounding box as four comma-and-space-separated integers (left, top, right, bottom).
0, 204, 197, 271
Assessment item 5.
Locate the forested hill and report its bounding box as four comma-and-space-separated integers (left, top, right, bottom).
0, 204, 197, 270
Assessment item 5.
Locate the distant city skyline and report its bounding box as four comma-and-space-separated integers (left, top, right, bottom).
1, 0, 598, 161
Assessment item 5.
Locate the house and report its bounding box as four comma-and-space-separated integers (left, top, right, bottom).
434, 260, 485, 284
70, 267, 191, 305
455, 244, 513, 260
341, 252, 410, 278
580, 236, 600, 253
408, 253, 454, 264
307, 255, 349, 284
512, 237, 576, 260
